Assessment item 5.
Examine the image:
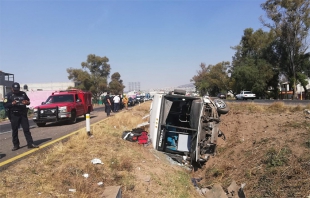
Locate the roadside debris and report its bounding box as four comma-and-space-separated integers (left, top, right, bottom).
69, 189, 76, 193
122, 127, 150, 145
91, 158, 104, 164
192, 179, 246, 198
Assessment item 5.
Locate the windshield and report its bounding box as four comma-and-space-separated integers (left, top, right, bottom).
45, 95, 74, 104
244, 91, 253, 94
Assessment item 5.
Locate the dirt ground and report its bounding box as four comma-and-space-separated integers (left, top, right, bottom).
191, 102, 310, 197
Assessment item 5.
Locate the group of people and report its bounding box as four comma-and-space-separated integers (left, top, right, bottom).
2, 84, 129, 152
104, 92, 128, 116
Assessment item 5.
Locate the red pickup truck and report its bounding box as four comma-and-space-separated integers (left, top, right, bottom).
33, 89, 93, 127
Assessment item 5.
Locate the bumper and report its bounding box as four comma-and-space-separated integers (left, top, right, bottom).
33, 112, 71, 123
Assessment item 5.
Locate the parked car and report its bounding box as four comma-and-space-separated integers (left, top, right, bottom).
149, 89, 229, 167
217, 93, 226, 99
128, 97, 135, 106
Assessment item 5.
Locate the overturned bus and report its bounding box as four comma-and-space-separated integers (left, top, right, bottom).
149, 89, 229, 167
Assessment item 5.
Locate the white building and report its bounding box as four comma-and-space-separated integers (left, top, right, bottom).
19, 82, 75, 92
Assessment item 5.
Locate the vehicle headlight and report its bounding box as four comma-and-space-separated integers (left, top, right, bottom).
33, 108, 38, 112
59, 106, 67, 112
213, 99, 227, 109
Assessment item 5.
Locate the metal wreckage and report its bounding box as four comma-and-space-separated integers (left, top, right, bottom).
146, 89, 230, 168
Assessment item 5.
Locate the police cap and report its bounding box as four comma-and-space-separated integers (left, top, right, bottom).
12, 82, 20, 91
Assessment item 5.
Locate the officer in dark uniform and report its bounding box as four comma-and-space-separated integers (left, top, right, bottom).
104, 92, 112, 116
4, 82, 39, 151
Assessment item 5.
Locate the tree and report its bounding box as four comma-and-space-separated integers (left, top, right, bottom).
191, 63, 210, 96
191, 62, 231, 96
260, 0, 310, 99
67, 54, 111, 103
231, 28, 277, 98
109, 72, 125, 95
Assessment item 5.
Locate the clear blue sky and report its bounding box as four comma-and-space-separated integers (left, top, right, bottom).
0, 0, 266, 91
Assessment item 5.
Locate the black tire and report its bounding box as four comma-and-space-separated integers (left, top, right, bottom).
36, 122, 46, 127
84, 107, 91, 118
70, 110, 77, 124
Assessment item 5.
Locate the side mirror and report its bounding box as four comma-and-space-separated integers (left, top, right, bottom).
41, 102, 45, 105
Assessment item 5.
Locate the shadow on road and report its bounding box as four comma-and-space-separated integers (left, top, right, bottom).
34, 138, 52, 145
0, 153, 6, 159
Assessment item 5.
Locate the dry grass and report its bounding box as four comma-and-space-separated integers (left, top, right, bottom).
227, 101, 310, 114
2, 101, 310, 198
199, 102, 310, 197
0, 102, 199, 198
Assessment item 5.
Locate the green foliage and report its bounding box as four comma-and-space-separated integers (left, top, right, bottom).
231, 28, 276, 97
0, 110, 6, 119
67, 54, 112, 103
261, 0, 310, 99
109, 72, 125, 95
263, 147, 291, 167
191, 62, 231, 96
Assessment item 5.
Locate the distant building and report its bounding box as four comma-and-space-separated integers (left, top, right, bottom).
19, 82, 76, 92
0, 71, 15, 101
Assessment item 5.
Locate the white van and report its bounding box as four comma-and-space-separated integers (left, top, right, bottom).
149, 89, 229, 167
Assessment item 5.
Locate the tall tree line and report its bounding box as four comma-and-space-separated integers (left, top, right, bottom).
192, 0, 310, 100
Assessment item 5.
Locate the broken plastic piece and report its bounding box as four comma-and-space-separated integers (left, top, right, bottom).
91, 158, 103, 164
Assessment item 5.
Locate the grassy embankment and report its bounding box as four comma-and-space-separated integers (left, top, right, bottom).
1, 101, 310, 197
0, 102, 199, 198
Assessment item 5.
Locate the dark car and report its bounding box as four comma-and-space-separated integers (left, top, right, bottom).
128, 97, 135, 106
217, 93, 226, 99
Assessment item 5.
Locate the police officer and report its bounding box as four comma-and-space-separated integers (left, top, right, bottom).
4, 82, 39, 151
104, 92, 112, 116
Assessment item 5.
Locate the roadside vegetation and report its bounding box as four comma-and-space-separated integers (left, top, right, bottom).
191, 0, 310, 100
1, 101, 310, 197
0, 102, 199, 198
194, 102, 310, 197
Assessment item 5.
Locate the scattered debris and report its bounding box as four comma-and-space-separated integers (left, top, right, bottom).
122, 127, 150, 145
97, 182, 104, 186
204, 183, 227, 198
82, 173, 89, 178
69, 189, 76, 193
193, 179, 246, 198
101, 186, 122, 198
304, 109, 310, 119
91, 158, 104, 164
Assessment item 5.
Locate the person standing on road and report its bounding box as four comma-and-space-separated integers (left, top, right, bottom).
119, 94, 123, 110
122, 95, 128, 110
104, 92, 112, 116
3, 82, 39, 151
113, 94, 120, 112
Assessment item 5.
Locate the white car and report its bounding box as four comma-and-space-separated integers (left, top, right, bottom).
236, 91, 256, 100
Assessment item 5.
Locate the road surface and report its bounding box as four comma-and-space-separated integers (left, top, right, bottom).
0, 106, 108, 168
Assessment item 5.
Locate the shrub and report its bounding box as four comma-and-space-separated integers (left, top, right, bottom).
0, 109, 6, 119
